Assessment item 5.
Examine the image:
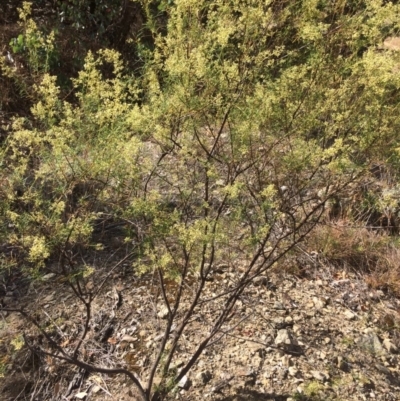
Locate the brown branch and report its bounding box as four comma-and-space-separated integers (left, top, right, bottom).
2, 307, 147, 401
73, 294, 92, 358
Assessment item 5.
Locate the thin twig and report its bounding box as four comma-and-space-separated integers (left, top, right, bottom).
2, 307, 147, 401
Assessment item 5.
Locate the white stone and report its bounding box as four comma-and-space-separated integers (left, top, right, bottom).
344, 310, 356, 320
157, 307, 169, 319
42, 273, 56, 281
178, 375, 191, 390
275, 329, 292, 346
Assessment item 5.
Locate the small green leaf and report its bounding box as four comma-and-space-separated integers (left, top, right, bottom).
17, 34, 24, 46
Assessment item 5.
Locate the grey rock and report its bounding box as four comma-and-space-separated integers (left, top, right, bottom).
358, 333, 386, 356
311, 370, 329, 382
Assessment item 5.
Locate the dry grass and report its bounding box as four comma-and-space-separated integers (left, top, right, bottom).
307, 218, 400, 296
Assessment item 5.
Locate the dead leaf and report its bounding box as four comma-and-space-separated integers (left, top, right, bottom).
75, 392, 87, 399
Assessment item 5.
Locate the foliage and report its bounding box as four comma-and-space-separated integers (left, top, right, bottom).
56, 0, 129, 41
10, 334, 24, 351
2, 0, 400, 400
9, 2, 58, 74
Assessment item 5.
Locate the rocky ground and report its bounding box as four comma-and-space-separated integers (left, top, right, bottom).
1, 255, 400, 401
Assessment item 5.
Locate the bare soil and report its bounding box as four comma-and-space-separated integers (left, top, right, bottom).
1, 252, 400, 401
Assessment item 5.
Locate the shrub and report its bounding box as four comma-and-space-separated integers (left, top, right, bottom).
2, 0, 400, 400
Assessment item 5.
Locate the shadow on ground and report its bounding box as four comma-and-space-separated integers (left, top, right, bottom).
219, 389, 290, 401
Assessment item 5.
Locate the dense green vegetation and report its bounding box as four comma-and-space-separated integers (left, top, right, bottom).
1, 1, 400, 399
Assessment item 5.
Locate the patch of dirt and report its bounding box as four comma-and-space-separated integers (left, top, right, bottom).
383, 37, 400, 51
1, 253, 400, 401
